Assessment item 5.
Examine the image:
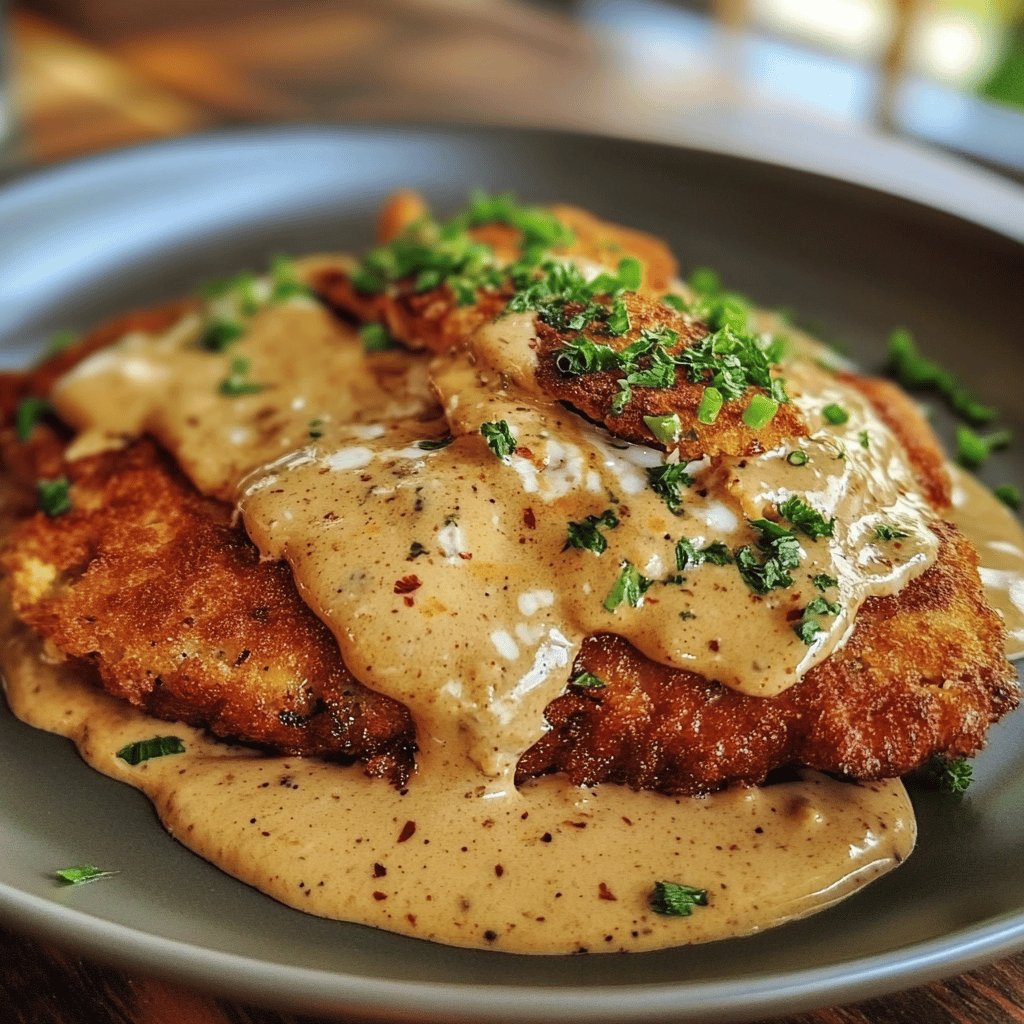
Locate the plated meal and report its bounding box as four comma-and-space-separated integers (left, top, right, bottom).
1, 190, 1020, 955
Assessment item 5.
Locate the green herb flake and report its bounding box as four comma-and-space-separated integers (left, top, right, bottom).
570, 671, 606, 689
218, 356, 265, 397
55, 865, 117, 886
565, 509, 620, 555
794, 597, 841, 645
15, 397, 52, 442
116, 735, 186, 766
646, 462, 693, 514
778, 496, 835, 540
735, 519, 802, 594
927, 755, 973, 794
37, 476, 72, 517
697, 386, 724, 425
661, 294, 688, 313
360, 322, 397, 353
46, 329, 79, 356
994, 484, 1021, 511
676, 537, 733, 571
742, 394, 779, 430
875, 523, 910, 541
956, 425, 1011, 469
643, 413, 681, 445
199, 317, 246, 352
786, 450, 808, 467
603, 561, 652, 612
649, 880, 708, 917
269, 255, 313, 302
308, 418, 325, 440
858, 430, 871, 450
416, 435, 455, 451
812, 573, 838, 591
822, 403, 849, 425
606, 297, 631, 336
480, 420, 518, 460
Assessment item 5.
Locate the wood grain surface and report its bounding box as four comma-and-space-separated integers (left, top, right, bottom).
2, 4, 1023, 1022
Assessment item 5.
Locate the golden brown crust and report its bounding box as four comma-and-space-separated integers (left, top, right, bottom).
534, 293, 805, 461
517, 522, 1018, 793
1, 441, 416, 783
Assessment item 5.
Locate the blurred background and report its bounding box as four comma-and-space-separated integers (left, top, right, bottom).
1, 0, 1022, 178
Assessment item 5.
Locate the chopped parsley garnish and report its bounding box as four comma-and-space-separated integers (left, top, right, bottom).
55, 865, 117, 885
786, 450, 808, 467
994, 484, 1021, 511
675, 537, 733, 571
607, 297, 631, 335
858, 430, 871, 450
735, 519, 802, 594
875, 523, 911, 541
661, 293, 687, 313
268, 254, 313, 302
822, 403, 849, 425
646, 462, 693, 514
416, 435, 455, 451
956, 425, 1011, 469
461, 190, 575, 249
697, 386, 724, 425
778, 496, 835, 540
926, 755, 973, 794
887, 328, 996, 425
199, 317, 246, 352
553, 335, 622, 376
480, 420, 518, 460
794, 596, 841, 644
116, 735, 186, 765
603, 561, 652, 611
15, 397, 52, 441
812, 573, 838, 591
219, 356, 265, 397
677, 327, 785, 405
649, 880, 708, 917
570, 671, 606, 689
565, 509, 620, 554
37, 476, 72, 517
643, 413, 681, 445
360, 322, 397, 352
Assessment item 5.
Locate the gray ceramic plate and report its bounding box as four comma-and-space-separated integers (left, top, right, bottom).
0, 125, 1022, 1024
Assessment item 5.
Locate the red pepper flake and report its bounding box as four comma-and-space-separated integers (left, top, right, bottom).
483, 929, 498, 942
598, 882, 617, 901
516, 446, 534, 459
406, 913, 417, 927
373, 862, 387, 878
397, 820, 416, 843
495, 864, 505, 877
523, 507, 537, 529
394, 575, 422, 595
372, 891, 387, 901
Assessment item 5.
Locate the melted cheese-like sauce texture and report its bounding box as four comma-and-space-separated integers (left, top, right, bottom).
5, 259, 1020, 953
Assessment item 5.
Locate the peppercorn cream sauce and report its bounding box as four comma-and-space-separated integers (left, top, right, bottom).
6, 257, 1015, 953
0, 606, 915, 952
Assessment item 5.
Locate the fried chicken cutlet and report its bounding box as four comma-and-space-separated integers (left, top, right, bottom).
0, 192, 1017, 800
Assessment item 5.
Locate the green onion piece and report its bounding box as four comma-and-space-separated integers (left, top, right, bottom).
360, 322, 396, 353
697, 386, 724, 425
570, 671, 606, 689
55, 865, 117, 885
994, 484, 1021, 511
116, 735, 186, 766
742, 394, 779, 430
37, 477, 72, 517
218, 356, 265, 397
15, 397, 52, 442
822, 403, 849, 425
786, 450, 808, 467
480, 420, 517, 460
649, 880, 708, 917
956, 425, 1011, 469
643, 413, 681, 445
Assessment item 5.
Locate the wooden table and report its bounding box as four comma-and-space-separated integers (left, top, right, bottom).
3, 5, 1024, 1021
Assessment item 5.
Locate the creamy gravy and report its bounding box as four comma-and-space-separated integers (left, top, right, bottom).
0, 612, 914, 952
3, 255, 1018, 953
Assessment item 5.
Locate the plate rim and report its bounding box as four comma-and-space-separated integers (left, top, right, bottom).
1, 120, 1022, 1023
